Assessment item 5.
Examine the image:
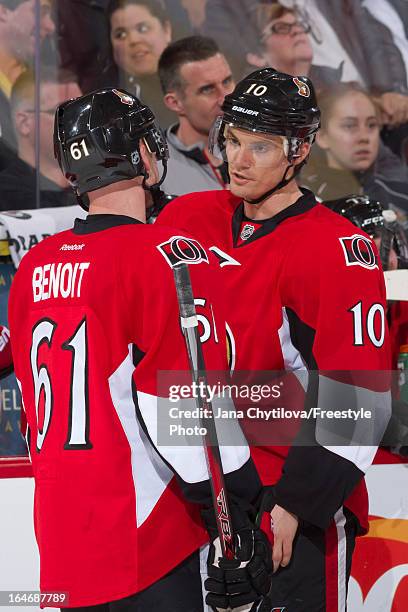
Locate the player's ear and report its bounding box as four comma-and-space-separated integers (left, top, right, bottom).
139, 140, 159, 186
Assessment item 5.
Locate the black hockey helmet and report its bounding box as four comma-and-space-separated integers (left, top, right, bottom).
209, 68, 320, 163
324, 195, 385, 237
54, 88, 168, 209
325, 195, 408, 270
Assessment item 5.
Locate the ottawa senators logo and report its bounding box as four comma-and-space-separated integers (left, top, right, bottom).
112, 89, 134, 106
157, 236, 209, 267
293, 77, 310, 97
339, 234, 378, 270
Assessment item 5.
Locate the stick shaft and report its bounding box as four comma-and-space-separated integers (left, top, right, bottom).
173, 263, 234, 558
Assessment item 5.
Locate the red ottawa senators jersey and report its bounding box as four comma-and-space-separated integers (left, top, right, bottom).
8, 214, 259, 607
157, 188, 392, 533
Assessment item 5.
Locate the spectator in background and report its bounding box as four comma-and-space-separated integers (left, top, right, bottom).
300, 82, 408, 228
202, 0, 408, 131
293, 0, 408, 129
0, 0, 55, 170
106, 0, 175, 126
0, 69, 81, 210
247, 2, 341, 90
158, 35, 234, 195
57, 0, 111, 94
254, 0, 408, 165
57, 0, 192, 95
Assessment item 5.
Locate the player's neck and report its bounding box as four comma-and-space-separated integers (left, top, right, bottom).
88, 179, 147, 223
244, 181, 303, 221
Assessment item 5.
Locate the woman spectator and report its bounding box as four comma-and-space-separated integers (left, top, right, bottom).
106, 0, 175, 126
300, 82, 408, 228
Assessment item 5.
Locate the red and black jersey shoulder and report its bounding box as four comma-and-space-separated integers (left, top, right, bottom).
157, 190, 240, 241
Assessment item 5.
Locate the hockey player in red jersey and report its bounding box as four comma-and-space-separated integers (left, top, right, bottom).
8, 89, 273, 611
157, 69, 392, 611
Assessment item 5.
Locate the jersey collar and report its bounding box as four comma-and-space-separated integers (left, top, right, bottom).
232, 188, 317, 247
73, 214, 143, 234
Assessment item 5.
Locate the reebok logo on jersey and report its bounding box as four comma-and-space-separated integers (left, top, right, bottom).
339, 234, 378, 270
60, 243, 85, 251
157, 236, 209, 268
240, 224, 255, 241
232, 105, 259, 116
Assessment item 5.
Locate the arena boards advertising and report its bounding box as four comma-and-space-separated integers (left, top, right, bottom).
349, 451, 408, 611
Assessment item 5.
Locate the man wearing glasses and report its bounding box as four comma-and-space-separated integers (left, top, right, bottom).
0, 68, 81, 211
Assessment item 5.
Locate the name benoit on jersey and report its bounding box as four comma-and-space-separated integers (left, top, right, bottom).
32, 262, 90, 302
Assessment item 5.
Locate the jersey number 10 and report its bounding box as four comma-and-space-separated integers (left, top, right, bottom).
349, 301, 385, 348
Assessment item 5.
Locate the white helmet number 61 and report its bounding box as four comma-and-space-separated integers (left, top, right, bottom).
70, 139, 90, 160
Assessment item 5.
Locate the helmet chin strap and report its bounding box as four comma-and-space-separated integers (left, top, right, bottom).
244, 159, 308, 205
142, 160, 171, 222
141, 159, 168, 191
244, 164, 294, 205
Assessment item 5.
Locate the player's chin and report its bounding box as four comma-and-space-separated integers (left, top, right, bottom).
229, 182, 255, 200
229, 186, 246, 200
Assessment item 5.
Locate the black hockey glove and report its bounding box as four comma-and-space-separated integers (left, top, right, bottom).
202, 498, 273, 611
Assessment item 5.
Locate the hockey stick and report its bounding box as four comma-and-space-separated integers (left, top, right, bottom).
172, 262, 234, 560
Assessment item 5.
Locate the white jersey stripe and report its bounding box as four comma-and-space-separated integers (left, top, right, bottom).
109, 347, 173, 527
278, 307, 308, 391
